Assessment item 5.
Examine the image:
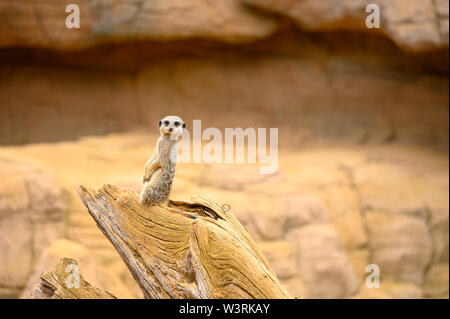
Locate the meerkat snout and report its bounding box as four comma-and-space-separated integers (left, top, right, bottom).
158, 115, 186, 140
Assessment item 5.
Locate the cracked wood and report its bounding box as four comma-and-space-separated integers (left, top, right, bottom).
77, 184, 292, 299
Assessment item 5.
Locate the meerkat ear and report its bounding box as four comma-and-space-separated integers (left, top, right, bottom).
159, 120, 162, 127
182, 122, 187, 129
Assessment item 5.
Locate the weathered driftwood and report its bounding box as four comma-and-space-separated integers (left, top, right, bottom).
32, 257, 116, 299
77, 184, 292, 299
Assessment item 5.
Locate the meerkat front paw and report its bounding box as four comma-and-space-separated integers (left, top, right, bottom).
143, 167, 153, 183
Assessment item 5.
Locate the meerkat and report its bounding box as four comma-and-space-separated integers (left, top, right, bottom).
140, 115, 186, 206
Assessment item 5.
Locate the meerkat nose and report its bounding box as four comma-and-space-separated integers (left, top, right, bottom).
169, 127, 173, 132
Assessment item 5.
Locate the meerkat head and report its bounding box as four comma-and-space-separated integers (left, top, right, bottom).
158, 115, 186, 140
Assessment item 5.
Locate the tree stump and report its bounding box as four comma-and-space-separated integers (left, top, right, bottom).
42, 184, 292, 299
32, 257, 116, 299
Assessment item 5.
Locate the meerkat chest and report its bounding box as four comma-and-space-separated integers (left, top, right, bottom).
169, 144, 177, 164
159, 140, 177, 170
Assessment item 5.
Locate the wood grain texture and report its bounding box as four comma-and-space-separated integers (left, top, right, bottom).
32, 257, 116, 299
77, 184, 292, 299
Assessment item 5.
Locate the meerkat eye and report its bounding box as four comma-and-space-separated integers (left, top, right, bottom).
159, 120, 162, 127
182, 123, 186, 129
174, 121, 180, 127
164, 120, 169, 126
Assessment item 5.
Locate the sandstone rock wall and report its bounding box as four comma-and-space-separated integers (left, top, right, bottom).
0, 157, 67, 298
0, 0, 448, 148
1, 0, 448, 51
0, 29, 448, 148
244, 0, 449, 52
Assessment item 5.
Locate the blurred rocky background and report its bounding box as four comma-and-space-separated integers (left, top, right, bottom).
0, 0, 448, 298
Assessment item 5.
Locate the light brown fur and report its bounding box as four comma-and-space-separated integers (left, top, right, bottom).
140, 116, 186, 206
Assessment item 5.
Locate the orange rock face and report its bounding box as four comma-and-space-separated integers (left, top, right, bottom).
0, 0, 448, 51
0, 0, 276, 49
0, 30, 448, 147
0, 157, 67, 298
244, 0, 449, 52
